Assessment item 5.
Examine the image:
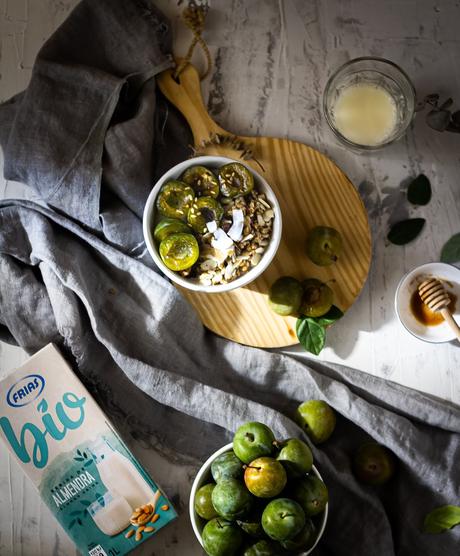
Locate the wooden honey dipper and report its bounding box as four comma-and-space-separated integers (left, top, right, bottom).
418, 278, 460, 342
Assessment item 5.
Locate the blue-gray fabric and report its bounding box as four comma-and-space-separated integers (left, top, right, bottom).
0, 1, 458, 555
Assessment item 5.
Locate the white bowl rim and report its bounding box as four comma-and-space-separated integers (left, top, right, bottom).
394, 261, 460, 344
189, 442, 329, 555
142, 156, 282, 293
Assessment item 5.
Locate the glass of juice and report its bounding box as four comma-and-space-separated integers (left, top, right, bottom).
323, 57, 416, 150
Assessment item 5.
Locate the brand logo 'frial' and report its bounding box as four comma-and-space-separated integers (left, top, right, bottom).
6, 375, 45, 407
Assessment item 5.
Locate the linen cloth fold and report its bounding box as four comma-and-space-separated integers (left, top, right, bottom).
0, 1, 459, 555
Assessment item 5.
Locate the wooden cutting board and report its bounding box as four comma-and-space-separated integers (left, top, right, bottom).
157, 63, 371, 348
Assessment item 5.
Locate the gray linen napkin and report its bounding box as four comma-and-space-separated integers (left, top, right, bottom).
0, 1, 459, 555
0, 0, 191, 256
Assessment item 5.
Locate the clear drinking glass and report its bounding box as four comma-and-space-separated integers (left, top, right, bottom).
323, 57, 416, 150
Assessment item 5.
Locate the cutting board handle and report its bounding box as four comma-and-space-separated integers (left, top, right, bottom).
157, 62, 227, 147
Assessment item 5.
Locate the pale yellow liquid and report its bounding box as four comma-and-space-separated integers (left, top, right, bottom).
333, 83, 397, 146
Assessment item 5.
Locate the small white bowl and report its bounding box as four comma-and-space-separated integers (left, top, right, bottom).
143, 156, 282, 293
395, 262, 460, 343
189, 443, 328, 555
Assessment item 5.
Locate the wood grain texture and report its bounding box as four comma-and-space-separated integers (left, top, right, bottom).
158, 64, 372, 347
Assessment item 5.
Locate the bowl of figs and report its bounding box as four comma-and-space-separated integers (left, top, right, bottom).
189, 422, 328, 556
143, 156, 282, 293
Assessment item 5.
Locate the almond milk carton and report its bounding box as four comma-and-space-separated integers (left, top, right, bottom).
0, 344, 176, 555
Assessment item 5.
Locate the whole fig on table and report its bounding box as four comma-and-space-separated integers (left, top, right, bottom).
268, 276, 303, 316
353, 442, 396, 485
299, 278, 334, 318
306, 226, 343, 266
295, 400, 336, 444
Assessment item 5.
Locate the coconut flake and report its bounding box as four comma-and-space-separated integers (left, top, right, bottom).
211, 228, 234, 251
206, 220, 218, 233
227, 209, 244, 241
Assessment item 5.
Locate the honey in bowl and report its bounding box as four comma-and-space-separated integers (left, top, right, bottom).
410, 289, 457, 326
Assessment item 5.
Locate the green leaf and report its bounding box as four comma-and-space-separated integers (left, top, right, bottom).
296, 317, 326, 355
407, 174, 432, 205
440, 233, 460, 264
316, 305, 344, 327
388, 218, 425, 245
423, 505, 460, 534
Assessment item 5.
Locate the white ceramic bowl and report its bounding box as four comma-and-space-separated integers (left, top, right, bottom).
143, 156, 282, 293
189, 443, 328, 555
395, 262, 460, 343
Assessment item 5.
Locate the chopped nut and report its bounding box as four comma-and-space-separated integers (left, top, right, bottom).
192, 189, 274, 285
224, 264, 234, 281
211, 271, 223, 284
251, 253, 262, 266
258, 197, 271, 208
200, 259, 218, 271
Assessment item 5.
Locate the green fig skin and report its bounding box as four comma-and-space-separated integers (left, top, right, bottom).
295, 400, 336, 444
306, 226, 343, 266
